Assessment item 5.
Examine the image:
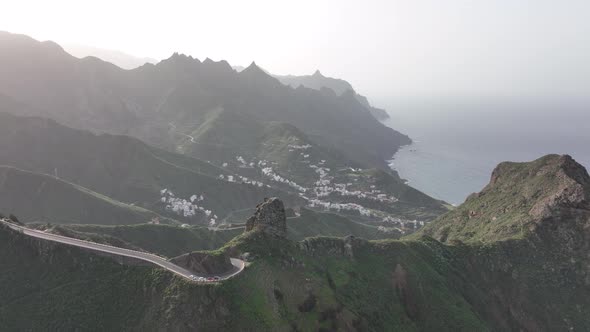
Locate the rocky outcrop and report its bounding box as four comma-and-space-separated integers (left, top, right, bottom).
528, 155, 589, 219
421, 154, 590, 244
170, 251, 233, 276
245, 197, 287, 237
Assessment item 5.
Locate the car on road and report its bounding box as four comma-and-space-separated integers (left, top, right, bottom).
206, 277, 215, 282
213, 276, 220, 281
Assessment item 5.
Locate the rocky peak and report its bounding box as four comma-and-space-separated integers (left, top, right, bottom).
312, 69, 323, 77
159, 53, 201, 71
420, 154, 590, 244
528, 155, 589, 217
240, 61, 269, 77
488, 155, 589, 218
245, 197, 287, 237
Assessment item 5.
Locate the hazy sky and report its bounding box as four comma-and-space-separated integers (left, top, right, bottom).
1, 0, 589, 101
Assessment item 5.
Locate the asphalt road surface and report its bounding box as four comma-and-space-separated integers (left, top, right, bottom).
1, 220, 245, 282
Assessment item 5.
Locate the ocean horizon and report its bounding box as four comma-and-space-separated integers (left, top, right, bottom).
382, 99, 590, 205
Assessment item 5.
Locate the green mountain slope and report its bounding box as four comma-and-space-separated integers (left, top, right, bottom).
0, 166, 167, 225
0, 110, 446, 227
0, 223, 232, 331
287, 208, 397, 241
2, 153, 590, 332
0, 112, 303, 224
0, 31, 407, 170
0, 33, 448, 228
175, 107, 447, 223
0, 220, 490, 331
417, 154, 589, 243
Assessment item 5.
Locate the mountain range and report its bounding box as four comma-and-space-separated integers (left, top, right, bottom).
58, 42, 391, 122
0, 30, 587, 331
0, 31, 402, 171
0, 31, 447, 231
274, 70, 390, 121
62, 43, 158, 69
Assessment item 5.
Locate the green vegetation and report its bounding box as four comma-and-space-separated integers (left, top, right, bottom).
181, 107, 358, 186
0, 32, 409, 173
0, 223, 236, 331
0, 33, 447, 227
49, 223, 242, 257
0, 166, 170, 225
2, 151, 590, 332
0, 112, 303, 224
287, 208, 397, 241
417, 154, 585, 243
0, 29, 586, 331
41, 208, 397, 258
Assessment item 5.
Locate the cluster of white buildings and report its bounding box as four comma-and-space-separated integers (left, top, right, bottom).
309, 164, 398, 204
261, 167, 307, 192
288, 144, 312, 151
214, 152, 412, 228
160, 189, 218, 225
218, 174, 267, 188
381, 216, 425, 233
236, 156, 255, 168
308, 199, 374, 217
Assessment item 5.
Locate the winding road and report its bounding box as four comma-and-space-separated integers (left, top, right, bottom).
0, 220, 245, 282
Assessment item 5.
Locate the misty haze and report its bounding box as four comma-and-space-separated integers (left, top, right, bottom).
0, 1, 588, 331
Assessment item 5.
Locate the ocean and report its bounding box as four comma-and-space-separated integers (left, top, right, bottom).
382, 99, 590, 205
